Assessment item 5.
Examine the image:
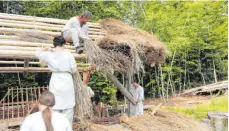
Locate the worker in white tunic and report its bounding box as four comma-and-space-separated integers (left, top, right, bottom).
20, 91, 72, 131
130, 81, 144, 116
62, 11, 92, 54
35, 36, 77, 125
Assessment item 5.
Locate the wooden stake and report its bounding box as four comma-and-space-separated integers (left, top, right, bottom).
8, 89, 9, 120
151, 103, 162, 116
17, 86, 19, 119
21, 88, 24, 117
11, 88, 13, 119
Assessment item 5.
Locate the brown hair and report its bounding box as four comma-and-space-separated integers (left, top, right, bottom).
39, 91, 55, 131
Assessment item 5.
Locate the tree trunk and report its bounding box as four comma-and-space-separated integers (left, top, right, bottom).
183, 53, 187, 90
159, 64, 166, 103
199, 49, 206, 85
213, 59, 218, 83
105, 72, 136, 105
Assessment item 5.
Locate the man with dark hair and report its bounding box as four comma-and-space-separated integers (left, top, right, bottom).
62, 11, 93, 54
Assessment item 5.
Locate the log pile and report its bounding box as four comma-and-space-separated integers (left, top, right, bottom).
180, 80, 228, 96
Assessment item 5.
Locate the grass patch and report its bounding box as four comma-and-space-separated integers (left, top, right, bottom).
162, 95, 228, 119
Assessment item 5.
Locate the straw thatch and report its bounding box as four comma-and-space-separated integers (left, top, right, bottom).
85, 19, 167, 74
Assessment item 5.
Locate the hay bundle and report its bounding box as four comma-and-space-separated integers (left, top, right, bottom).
85, 19, 167, 74
73, 71, 93, 120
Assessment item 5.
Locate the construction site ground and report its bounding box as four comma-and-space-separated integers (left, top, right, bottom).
0, 94, 223, 131
86, 94, 218, 131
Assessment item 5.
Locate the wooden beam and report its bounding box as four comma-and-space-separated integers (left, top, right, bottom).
0, 40, 75, 50
0, 61, 39, 65
105, 72, 136, 105
0, 35, 104, 41
0, 13, 101, 27
0, 27, 105, 37
0, 67, 93, 72
0, 50, 87, 60
0, 21, 104, 32
0, 45, 75, 53
0, 27, 59, 36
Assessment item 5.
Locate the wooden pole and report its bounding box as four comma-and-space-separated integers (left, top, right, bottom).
17, 86, 19, 119
23, 59, 29, 77
0, 21, 105, 33
127, 72, 132, 115
0, 61, 39, 65
0, 13, 101, 27
8, 89, 9, 120
26, 88, 29, 114
0, 50, 86, 60
105, 72, 135, 105
0, 46, 75, 53
0, 39, 74, 49
0, 27, 59, 36
0, 67, 93, 73
11, 88, 13, 118
21, 88, 24, 117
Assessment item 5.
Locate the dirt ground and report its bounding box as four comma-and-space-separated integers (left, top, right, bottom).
88, 110, 214, 131
87, 95, 216, 131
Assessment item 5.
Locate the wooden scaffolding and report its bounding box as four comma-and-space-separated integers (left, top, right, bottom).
0, 13, 106, 128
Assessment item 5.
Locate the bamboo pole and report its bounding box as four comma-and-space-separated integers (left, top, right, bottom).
0, 46, 75, 53
0, 19, 64, 28
0, 27, 105, 36
0, 13, 101, 27
17, 86, 19, 119
8, 89, 9, 120
0, 61, 37, 65
11, 89, 13, 118
3, 96, 5, 120
0, 27, 59, 36
26, 88, 29, 114
0, 35, 103, 41
0, 35, 19, 40
21, 88, 24, 117
0, 50, 86, 60
0, 67, 93, 72
0, 22, 61, 31
0, 18, 102, 30
0, 21, 104, 32
34, 87, 37, 103
38, 87, 41, 100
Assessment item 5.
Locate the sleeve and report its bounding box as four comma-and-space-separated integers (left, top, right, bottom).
69, 53, 77, 69
82, 24, 89, 37
35, 48, 50, 63
70, 18, 85, 38
20, 117, 31, 131
138, 87, 144, 101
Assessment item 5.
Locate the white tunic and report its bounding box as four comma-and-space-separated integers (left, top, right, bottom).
130, 85, 144, 116
62, 16, 88, 37
20, 111, 72, 131
35, 49, 76, 110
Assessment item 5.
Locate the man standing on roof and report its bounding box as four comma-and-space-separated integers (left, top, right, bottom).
62, 11, 92, 54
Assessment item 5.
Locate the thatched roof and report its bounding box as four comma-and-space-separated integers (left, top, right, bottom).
85, 19, 167, 74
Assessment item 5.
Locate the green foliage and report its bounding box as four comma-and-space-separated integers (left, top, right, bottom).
88, 72, 117, 105
0, 1, 227, 103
